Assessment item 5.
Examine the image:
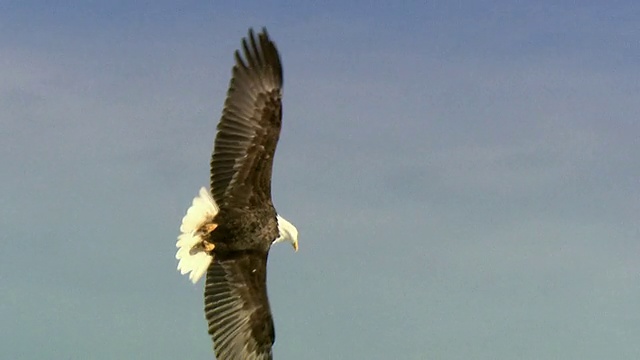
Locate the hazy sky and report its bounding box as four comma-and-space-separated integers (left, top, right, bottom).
2, 1, 639, 359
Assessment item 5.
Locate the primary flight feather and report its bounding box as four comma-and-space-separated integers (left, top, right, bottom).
176, 28, 299, 360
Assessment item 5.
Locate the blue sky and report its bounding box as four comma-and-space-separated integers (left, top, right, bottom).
2, 1, 639, 359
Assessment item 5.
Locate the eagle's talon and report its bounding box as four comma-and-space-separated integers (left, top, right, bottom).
195, 223, 218, 237
202, 241, 215, 252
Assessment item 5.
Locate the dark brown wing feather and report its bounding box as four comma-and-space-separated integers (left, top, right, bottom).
210, 28, 283, 209
204, 252, 274, 360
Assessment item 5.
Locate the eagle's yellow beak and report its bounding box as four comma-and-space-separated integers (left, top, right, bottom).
292, 239, 299, 252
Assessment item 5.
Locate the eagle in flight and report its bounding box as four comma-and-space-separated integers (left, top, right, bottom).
176, 28, 299, 360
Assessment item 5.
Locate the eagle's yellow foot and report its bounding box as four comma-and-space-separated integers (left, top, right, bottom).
202, 241, 215, 252
195, 222, 218, 237
189, 223, 218, 255
189, 237, 216, 256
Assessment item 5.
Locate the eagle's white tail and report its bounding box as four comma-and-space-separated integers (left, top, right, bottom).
176, 187, 219, 283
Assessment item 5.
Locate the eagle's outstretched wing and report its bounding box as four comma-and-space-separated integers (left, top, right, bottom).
204, 252, 274, 360
210, 28, 283, 210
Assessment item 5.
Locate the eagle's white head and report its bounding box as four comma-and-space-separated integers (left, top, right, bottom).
274, 215, 299, 251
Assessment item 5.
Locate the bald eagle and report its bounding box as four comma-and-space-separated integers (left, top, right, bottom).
176, 28, 299, 360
